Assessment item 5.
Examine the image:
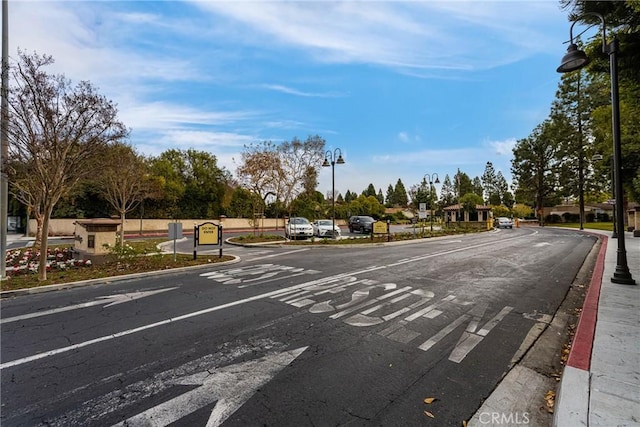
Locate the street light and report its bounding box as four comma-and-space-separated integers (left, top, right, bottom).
557, 12, 635, 285
322, 148, 344, 238
424, 173, 440, 233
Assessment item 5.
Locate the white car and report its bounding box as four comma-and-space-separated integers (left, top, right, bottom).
496, 217, 514, 229
312, 219, 341, 238
285, 217, 314, 240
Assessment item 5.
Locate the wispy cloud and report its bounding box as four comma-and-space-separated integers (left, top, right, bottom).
191, 1, 566, 73
261, 84, 345, 98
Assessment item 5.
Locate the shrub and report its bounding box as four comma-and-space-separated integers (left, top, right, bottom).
5, 246, 91, 276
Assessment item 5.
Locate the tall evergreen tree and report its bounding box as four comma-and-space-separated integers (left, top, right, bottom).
362, 183, 377, 198
472, 177, 484, 199
482, 162, 500, 205
393, 179, 409, 207
385, 184, 395, 207
511, 119, 563, 224
439, 174, 456, 207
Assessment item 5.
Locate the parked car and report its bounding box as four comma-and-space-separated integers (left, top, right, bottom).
312, 219, 341, 238
348, 215, 375, 233
496, 217, 514, 229
285, 217, 314, 239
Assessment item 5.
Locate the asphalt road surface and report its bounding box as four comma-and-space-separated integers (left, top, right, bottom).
1, 226, 596, 426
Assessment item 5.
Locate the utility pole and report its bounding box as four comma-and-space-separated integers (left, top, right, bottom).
1, 0, 9, 280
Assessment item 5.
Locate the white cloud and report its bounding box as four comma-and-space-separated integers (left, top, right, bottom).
190, 0, 566, 73
261, 84, 345, 98
486, 138, 517, 156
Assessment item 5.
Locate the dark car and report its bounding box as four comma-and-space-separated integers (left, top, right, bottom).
348, 215, 375, 233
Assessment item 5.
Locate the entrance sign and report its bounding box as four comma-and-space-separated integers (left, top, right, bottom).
372, 221, 388, 234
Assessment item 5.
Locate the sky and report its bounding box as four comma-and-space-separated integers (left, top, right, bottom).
9, 0, 574, 198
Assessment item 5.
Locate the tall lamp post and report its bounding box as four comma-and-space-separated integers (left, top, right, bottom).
424, 173, 440, 232
557, 12, 635, 285
322, 148, 344, 238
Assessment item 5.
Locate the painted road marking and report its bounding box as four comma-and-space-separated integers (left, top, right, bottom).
0, 288, 178, 324
2, 232, 535, 369
200, 263, 320, 287
112, 347, 307, 427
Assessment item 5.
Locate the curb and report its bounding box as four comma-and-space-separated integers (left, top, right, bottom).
553, 235, 608, 427
0, 256, 240, 298
567, 236, 607, 370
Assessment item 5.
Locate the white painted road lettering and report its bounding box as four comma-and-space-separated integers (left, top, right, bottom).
204, 263, 515, 363
3, 232, 531, 369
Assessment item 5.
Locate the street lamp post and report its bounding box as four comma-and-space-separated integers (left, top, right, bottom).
322, 148, 344, 238
424, 173, 440, 233
557, 12, 635, 285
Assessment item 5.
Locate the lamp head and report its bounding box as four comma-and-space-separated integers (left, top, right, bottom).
322, 158, 330, 167
336, 154, 345, 164
434, 176, 440, 184
557, 43, 589, 73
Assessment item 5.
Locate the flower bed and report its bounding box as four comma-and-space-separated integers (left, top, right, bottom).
5, 247, 91, 276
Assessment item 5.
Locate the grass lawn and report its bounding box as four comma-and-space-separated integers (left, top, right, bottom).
550, 222, 614, 232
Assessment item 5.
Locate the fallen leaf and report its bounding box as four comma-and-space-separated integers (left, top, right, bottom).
423, 397, 437, 404
424, 411, 435, 418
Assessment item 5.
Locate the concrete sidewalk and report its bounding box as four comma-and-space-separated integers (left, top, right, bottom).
554, 229, 639, 426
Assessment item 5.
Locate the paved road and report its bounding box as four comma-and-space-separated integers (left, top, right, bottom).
0, 227, 596, 426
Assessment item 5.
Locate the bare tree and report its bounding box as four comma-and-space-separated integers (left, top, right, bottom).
98, 143, 156, 249
236, 140, 283, 206
7, 51, 128, 280
236, 136, 325, 215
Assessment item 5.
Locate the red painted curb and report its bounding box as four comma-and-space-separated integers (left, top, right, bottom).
566, 236, 607, 371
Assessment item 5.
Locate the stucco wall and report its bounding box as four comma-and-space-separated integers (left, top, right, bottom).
28, 218, 290, 236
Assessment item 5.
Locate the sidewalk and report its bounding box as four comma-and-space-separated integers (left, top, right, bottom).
554, 229, 639, 426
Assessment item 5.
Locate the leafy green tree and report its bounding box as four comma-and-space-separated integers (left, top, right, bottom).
560, 0, 640, 202
147, 149, 230, 219
376, 189, 385, 205
460, 193, 484, 214
347, 195, 385, 218
227, 187, 262, 218
511, 119, 563, 224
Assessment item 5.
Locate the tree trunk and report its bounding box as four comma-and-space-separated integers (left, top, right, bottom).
34, 214, 44, 250
120, 211, 126, 251
37, 208, 52, 281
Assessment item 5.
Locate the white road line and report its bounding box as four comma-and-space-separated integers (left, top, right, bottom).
247, 248, 311, 261
418, 315, 471, 352
0, 288, 177, 324
1, 233, 533, 370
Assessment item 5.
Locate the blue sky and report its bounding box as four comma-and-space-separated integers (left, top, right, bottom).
11, 1, 572, 198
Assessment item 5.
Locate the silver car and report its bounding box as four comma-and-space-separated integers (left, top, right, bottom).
285, 217, 314, 239
312, 219, 341, 238
496, 217, 513, 229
